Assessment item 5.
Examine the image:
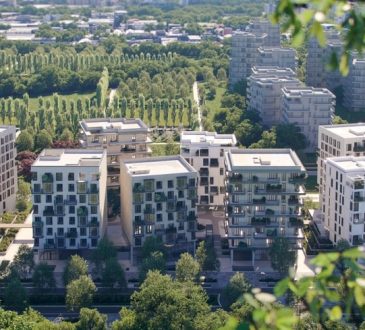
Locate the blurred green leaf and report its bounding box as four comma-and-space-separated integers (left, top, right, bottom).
311, 252, 339, 267
354, 285, 365, 306
329, 306, 342, 321
342, 247, 364, 259
274, 278, 289, 297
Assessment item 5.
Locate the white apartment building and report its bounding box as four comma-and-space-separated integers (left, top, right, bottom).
306, 25, 343, 90
225, 149, 306, 267
229, 32, 267, 86
0, 126, 17, 214
343, 58, 365, 112
323, 156, 365, 246
247, 74, 302, 126
247, 19, 280, 47
31, 149, 107, 252
80, 118, 151, 187
317, 123, 365, 212
251, 66, 296, 77
282, 87, 335, 151
180, 131, 237, 207
256, 47, 297, 72
120, 156, 198, 259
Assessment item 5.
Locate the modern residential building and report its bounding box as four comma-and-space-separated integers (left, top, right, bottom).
79, 118, 151, 216
256, 47, 297, 72
120, 156, 198, 260
323, 156, 365, 246
224, 149, 306, 268
229, 32, 267, 86
0, 125, 17, 215
282, 87, 335, 151
31, 149, 107, 252
247, 19, 280, 47
180, 131, 237, 207
306, 25, 343, 90
317, 123, 365, 213
343, 58, 365, 112
247, 74, 302, 126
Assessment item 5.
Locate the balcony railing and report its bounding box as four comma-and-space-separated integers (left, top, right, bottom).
251, 217, 271, 225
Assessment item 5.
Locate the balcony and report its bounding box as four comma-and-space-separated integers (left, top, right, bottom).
143, 179, 155, 192
144, 207, 155, 215
289, 173, 306, 184
354, 180, 365, 190
187, 221, 197, 232
89, 228, 99, 238
42, 173, 53, 183
177, 178, 187, 190
42, 183, 53, 194
78, 216, 88, 227
154, 192, 167, 202
210, 187, 219, 195
187, 189, 197, 200
88, 219, 99, 227
64, 197, 77, 205
266, 184, 282, 192
354, 194, 365, 202
229, 174, 242, 183
54, 196, 64, 205
33, 219, 43, 228
43, 208, 55, 216
210, 159, 219, 167
88, 194, 99, 205
251, 217, 271, 225
253, 197, 266, 205
289, 217, 303, 227
66, 230, 78, 238
77, 182, 87, 194
354, 144, 365, 152
288, 197, 300, 205
77, 206, 88, 216
187, 213, 196, 221
133, 184, 144, 193
121, 145, 137, 153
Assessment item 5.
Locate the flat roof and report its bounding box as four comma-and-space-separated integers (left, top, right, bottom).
282, 86, 334, 97
251, 66, 296, 77
326, 156, 365, 173
320, 123, 365, 138
250, 76, 301, 84
0, 125, 15, 133
258, 46, 295, 53
32, 149, 105, 167
225, 149, 305, 171
181, 131, 237, 146
80, 118, 148, 135
124, 156, 196, 177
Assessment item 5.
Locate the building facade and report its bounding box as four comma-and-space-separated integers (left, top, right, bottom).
323, 156, 365, 246
317, 123, 365, 215
224, 149, 306, 267
343, 58, 365, 112
247, 74, 301, 126
282, 87, 335, 151
0, 125, 17, 215
31, 149, 107, 252
180, 131, 237, 207
256, 47, 297, 72
120, 156, 198, 260
229, 32, 267, 86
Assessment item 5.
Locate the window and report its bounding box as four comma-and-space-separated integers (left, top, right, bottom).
203, 158, 209, 166
146, 225, 152, 234
80, 228, 87, 236
210, 177, 214, 184
134, 226, 142, 235
31, 172, 37, 181
135, 205, 141, 213
156, 203, 162, 211
57, 217, 63, 225
56, 173, 63, 181
46, 195, 52, 203
220, 168, 224, 175
68, 173, 74, 181
178, 190, 184, 198
157, 214, 162, 222
156, 181, 162, 189
33, 205, 38, 214
90, 206, 97, 214
69, 217, 75, 225
146, 193, 152, 202
79, 194, 86, 203
69, 206, 75, 214
68, 184, 74, 192
46, 228, 53, 236
70, 238, 76, 246
46, 217, 52, 225
168, 180, 174, 188
57, 184, 63, 192
34, 195, 41, 203
168, 213, 174, 221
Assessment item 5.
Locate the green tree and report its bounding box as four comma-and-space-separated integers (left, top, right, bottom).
63, 255, 89, 285
141, 236, 166, 259
175, 252, 200, 282
269, 237, 296, 275
35, 129, 52, 150
275, 124, 307, 150
66, 275, 96, 312
217, 67, 227, 81
16, 131, 34, 152
4, 275, 28, 311
196, 240, 207, 271
91, 238, 117, 274
32, 262, 56, 289
221, 272, 252, 309
196, 240, 220, 271
101, 257, 126, 289
60, 128, 73, 142
139, 251, 166, 281
11, 244, 34, 279
76, 308, 107, 330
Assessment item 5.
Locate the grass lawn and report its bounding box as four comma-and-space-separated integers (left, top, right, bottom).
28, 92, 95, 112
305, 175, 318, 192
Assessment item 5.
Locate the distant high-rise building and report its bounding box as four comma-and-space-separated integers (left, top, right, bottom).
247, 19, 281, 47
343, 58, 365, 112
0, 126, 17, 215
229, 32, 266, 86
281, 87, 335, 151
247, 72, 302, 126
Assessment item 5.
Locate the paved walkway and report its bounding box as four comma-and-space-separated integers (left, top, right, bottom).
193, 81, 203, 131
0, 212, 34, 263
